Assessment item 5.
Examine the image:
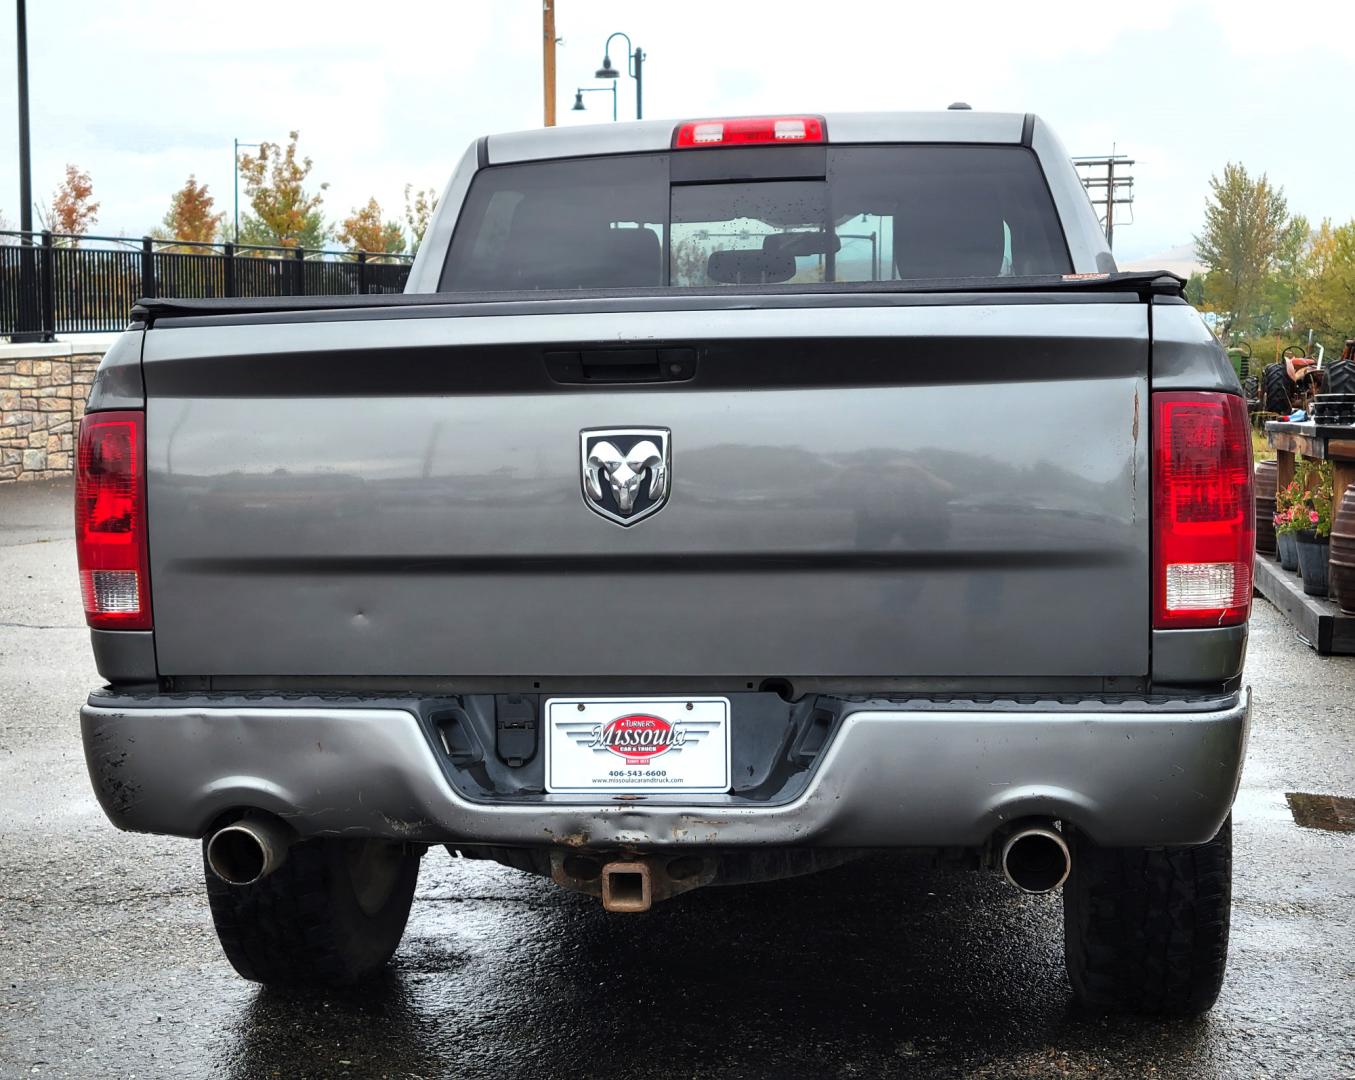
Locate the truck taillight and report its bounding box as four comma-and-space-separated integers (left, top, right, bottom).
673, 115, 826, 148
75, 411, 151, 630
1152, 392, 1254, 629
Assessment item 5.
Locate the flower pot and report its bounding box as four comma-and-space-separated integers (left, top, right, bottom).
1295, 530, 1330, 597
1277, 530, 1299, 571
1330, 482, 1355, 615
1254, 460, 1278, 557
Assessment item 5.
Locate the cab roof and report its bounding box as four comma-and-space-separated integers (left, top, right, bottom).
486, 111, 1031, 165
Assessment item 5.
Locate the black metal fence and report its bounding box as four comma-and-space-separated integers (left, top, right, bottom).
1, 231, 414, 341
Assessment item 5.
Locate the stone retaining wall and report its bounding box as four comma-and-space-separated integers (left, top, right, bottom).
0, 343, 109, 483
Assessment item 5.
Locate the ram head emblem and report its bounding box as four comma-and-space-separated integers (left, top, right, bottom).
580, 428, 671, 526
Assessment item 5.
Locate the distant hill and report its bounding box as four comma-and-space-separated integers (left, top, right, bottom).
1118, 243, 1204, 278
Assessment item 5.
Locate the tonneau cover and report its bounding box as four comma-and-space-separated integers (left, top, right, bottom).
131, 271, 1185, 325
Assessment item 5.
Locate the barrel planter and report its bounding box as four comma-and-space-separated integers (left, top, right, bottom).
1278, 530, 1299, 571
1254, 460, 1278, 557
1295, 530, 1330, 597
1330, 482, 1355, 614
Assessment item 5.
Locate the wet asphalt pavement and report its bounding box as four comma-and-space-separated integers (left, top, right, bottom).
2, 478, 1353, 1079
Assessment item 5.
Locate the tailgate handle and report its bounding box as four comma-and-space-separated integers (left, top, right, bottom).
545, 348, 696, 385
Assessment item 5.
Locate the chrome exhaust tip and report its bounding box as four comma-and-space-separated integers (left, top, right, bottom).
1001, 826, 1071, 894
205, 814, 293, 886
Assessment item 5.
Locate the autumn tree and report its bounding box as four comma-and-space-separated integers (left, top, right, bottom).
404, 184, 438, 254
157, 175, 225, 247
236, 131, 329, 249
337, 197, 406, 258
1294, 219, 1355, 351
1195, 163, 1291, 334
48, 164, 100, 244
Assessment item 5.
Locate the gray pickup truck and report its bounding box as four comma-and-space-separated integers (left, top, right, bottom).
78, 111, 1253, 1014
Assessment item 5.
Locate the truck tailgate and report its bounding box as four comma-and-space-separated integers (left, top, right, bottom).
142, 299, 1149, 680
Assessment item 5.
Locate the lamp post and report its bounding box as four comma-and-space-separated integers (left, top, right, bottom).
12, 0, 44, 341
594, 32, 644, 120
571, 85, 617, 122
233, 138, 261, 242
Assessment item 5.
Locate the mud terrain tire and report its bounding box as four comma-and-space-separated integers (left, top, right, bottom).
1063, 818, 1231, 1015
205, 836, 421, 985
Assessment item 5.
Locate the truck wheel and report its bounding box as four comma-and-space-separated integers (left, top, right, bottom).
1261, 363, 1291, 415
1325, 358, 1355, 396
1063, 817, 1231, 1016
204, 836, 421, 985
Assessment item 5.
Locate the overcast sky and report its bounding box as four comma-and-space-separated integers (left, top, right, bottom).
0, 0, 1351, 262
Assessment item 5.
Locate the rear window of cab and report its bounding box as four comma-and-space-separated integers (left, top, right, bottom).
439, 145, 1071, 291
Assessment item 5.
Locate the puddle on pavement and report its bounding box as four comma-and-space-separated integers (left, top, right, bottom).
1285, 792, 1355, 832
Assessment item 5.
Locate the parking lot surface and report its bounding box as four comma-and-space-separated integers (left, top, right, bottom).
2, 478, 1353, 1079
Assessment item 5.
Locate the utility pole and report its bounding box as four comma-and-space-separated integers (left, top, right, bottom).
1072, 149, 1135, 250
542, 0, 556, 127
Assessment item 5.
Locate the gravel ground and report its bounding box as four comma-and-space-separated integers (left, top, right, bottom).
1, 478, 1352, 1079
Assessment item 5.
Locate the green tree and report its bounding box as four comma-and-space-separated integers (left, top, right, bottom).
403, 184, 438, 255
236, 131, 329, 249
235, 210, 328, 251
1184, 271, 1206, 308
1194, 163, 1291, 334
1294, 219, 1355, 352
1255, 215, 1310, 332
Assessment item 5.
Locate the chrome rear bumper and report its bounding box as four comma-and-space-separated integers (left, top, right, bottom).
81, 689, 1248, 849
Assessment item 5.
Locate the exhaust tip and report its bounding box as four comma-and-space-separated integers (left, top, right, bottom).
1001, 826, 1071, 894
206, 816, 291, 886
601, 860, 653, 913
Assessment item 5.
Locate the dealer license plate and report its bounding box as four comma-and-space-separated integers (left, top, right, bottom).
544, 696, 731, 794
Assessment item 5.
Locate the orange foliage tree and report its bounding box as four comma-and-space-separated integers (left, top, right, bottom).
336, 197, 406, 258
160, 175, 225, 246
237, 131, 329, 248
49, 164, 100, 244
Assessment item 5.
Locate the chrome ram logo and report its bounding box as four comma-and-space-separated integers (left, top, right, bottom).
580, 428, 671, 526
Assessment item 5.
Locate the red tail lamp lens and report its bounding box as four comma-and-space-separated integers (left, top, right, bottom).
75, 411, 151, 629
1152, 392, 1254, 629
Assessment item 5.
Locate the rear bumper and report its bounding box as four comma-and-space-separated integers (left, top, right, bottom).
81, 689, 1249, 849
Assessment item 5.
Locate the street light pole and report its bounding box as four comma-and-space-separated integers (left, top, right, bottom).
12, 0, 44, 342
571, 85, 617, 122
233, 138, 260, 242
16, 0, 33, 237
595, 32, 645, 120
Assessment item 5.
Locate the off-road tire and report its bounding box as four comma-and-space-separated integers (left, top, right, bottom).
1261, 363, 1291, 415
1063, 817, 1231, 1016
204, 836, 421, 985
1325, 358, 1355, 396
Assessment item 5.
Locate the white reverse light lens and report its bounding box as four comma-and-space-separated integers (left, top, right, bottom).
773, 119, 807, 140
81, 569, 142, 615
1164, 562, 1249, 612
691, 123, 723, 143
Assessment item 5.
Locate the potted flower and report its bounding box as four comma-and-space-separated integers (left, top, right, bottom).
1294, 462, 1334, 597
1274, 480, 1303, 572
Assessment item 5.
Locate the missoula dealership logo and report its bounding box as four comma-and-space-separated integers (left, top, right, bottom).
587, 713, 703, 765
